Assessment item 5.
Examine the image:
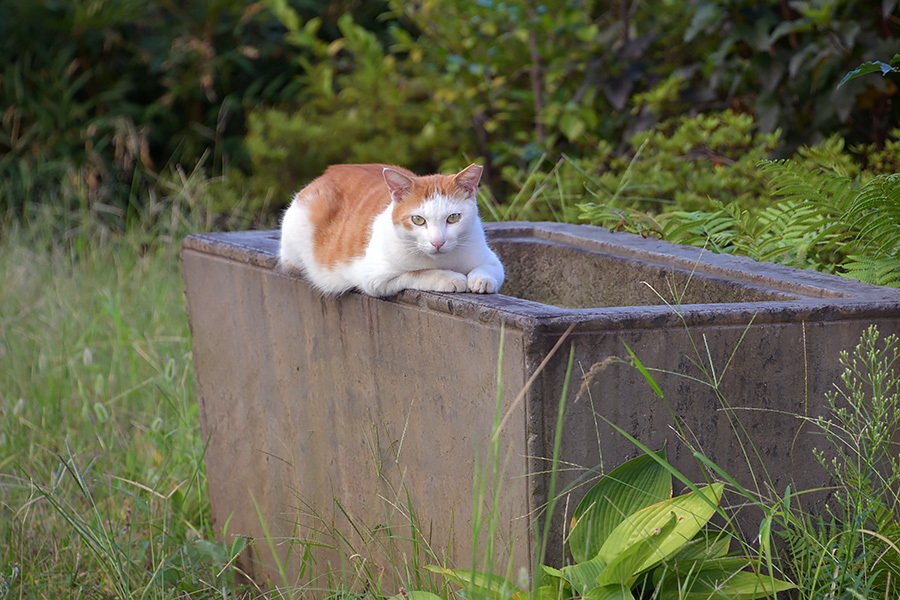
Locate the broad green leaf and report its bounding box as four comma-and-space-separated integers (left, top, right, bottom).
569, 451, 671, 563
655, 558, 796, 600
584, 583, 636, 600
560, 554, 608, 596
668, 529, 732, 563
424, 566, 524, 600
533, 584, 563, 600
563, 514, 676, 594
537, 566, 566, 600
595, 513, 677, 587
190, 539, 229, 564
598, 484, 724, 575
541, 565, 563, 578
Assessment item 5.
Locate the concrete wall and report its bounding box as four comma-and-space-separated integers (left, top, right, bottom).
182, 232, 532, 588
181, 223, 900, 588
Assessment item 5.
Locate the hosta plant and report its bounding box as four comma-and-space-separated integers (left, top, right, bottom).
420, 451, 795, 600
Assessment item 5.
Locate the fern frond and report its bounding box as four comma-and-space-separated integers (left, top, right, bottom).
843, 254, 900, 287
761, 159, 858, 213
662, 202, 739, 254
761, 160, 831, 206
849, 173, 900, 256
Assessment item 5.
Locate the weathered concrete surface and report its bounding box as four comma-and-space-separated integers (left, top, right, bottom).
181, 222, 900, 587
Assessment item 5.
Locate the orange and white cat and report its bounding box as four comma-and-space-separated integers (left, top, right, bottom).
279, 163, 505, 297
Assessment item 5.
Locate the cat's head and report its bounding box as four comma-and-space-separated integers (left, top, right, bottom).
383, 164, 482, 256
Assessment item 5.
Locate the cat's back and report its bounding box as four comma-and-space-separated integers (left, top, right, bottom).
280, 163, 412, 285
299, 163, 409, 230
300, 163, 408, 206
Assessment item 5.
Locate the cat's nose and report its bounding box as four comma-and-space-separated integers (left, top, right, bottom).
431, 240, 444, 250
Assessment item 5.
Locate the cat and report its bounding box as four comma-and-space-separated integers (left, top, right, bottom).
279, 163, 505, 297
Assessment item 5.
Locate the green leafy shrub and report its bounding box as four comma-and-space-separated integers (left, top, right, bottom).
681, 0, 900, 149
0, 0, 311, 217
552, 110, 781, 220
241, 12, 457, 210
574, 119, 900, 288
241, 0, 670, 205
238, 0, 900, 214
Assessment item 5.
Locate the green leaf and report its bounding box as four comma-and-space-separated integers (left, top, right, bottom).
563, 516, 676, 593
561, 554, 608, 595
668, 529, 732, 563
595, 513, 678, 587
684, 3, 723, 43
190, 539, 229, 565
838, 55, 900, 87
533, 584, 564, 600
583, 583, 636, 600
542, 565, 563, 578
569, 451, 671, 563
655, 558, 796, 600
560, 113, 586, 142
598, 484, 724, 574
424, 566, 525, 600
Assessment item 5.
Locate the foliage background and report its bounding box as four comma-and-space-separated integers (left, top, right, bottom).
2, 0, 898, 222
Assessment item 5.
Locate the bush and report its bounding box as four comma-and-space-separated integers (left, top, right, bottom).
237, 0, 900, 213
0, 0, 312, 217
241, 13, 459, 210
576, 124, 900, 287
544, 110, 781, 222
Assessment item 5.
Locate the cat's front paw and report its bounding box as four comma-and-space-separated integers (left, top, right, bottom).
425, 270, 468, 293
467, 275, 500, 294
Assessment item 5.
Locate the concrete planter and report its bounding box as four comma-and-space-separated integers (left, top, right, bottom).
181, 222, 900, 583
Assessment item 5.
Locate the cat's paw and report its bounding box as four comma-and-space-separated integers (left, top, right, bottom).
467, 275, 500, 294
423, 270, 468, 293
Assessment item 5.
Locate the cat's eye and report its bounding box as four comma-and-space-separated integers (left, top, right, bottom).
411, 215, 426, 226
447, 213, 461, 224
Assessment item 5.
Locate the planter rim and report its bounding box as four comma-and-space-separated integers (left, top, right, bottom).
180, 222, 900, 333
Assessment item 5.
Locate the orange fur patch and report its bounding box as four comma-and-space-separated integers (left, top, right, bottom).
292, 164, 401, 269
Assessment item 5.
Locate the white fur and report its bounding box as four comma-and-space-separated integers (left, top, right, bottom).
279, 191, 505, 297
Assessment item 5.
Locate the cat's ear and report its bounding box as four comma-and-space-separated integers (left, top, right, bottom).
453, 164, 483, 195
383, 168, 414, 203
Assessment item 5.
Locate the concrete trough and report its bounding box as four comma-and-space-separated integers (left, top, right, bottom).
180, 221, 900, 585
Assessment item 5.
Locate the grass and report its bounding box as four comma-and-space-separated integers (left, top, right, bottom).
0, 196, 243, 597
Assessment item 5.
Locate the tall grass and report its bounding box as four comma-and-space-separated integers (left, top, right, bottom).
0, 173, 256, 597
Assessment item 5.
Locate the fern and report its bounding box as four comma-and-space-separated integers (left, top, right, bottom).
844, 255, 900, 288
588, 160, 900, 287
849, 174, 900, 255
